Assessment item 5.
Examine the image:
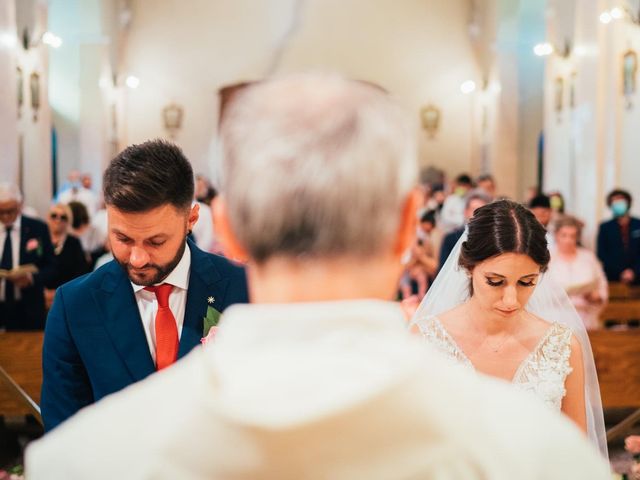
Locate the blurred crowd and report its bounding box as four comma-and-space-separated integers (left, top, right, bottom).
2, 167, 639, 332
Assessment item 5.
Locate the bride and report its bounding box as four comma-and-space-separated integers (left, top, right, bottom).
410, 199, 607, 457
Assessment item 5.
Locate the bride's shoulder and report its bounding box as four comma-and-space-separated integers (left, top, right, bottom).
524, 312, 574, 345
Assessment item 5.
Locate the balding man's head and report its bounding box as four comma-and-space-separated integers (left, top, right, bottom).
218, 73, 418, 264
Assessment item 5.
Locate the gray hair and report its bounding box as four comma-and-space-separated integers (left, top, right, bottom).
0, 183, 23, 203
219, 73, 418, 263
464, 189, 492, 209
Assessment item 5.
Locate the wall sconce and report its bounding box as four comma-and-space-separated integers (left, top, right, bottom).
420, 104, 441, 139
30, 71, 40, 122
533, 39, 571, 58
600, 6, 640, 25
21, 27, 62, 49
162, 103, 184, 139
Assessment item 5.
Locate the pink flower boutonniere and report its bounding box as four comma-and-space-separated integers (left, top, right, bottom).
26, 238, 42, 256
625, 435, 640, 479
200, 296, 221, 346
200, 326, 218, 346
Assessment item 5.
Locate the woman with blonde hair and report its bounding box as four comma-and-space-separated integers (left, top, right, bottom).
44, 203, 89, 307
547, 215, 608, 330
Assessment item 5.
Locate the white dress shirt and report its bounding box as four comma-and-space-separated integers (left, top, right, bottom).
26, 300, 609, 480
131, 246, 191, 363
0, 216, 22, 302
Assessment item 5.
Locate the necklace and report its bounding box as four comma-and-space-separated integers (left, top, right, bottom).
484, 333, 510, 353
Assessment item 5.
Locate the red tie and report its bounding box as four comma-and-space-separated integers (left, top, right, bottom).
144, 284, 179, 370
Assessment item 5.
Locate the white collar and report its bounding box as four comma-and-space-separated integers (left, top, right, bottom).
2, 215, 21, 234
204, 300, 418, 428
214, 299, 407, 349
131, 243, 191, 292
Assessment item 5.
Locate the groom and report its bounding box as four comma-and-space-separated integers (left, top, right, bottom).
40, 140, 249, 431
28, 75, 607, 479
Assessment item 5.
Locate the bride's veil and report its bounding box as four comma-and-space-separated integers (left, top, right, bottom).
410, 231, 608, 458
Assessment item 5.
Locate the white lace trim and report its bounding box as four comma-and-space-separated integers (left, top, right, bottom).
418, 316, 573, 410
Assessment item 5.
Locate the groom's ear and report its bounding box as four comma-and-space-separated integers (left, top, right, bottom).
212, 196, 249, 262
393, 188, 421, 257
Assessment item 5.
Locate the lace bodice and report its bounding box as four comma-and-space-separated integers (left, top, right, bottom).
417, 316, 573, 411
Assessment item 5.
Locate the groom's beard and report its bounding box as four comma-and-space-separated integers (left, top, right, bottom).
115, 239, 187, 287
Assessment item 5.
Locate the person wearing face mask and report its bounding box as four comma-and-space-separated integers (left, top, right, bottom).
597, 189, 640, 284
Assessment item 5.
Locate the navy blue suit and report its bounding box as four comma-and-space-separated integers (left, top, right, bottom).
1, 215, 55, 330
438, 228, 464, 274
40, 240, 248, 431
597, 217, 640, 283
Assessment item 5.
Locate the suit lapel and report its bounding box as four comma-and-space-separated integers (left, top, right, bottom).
178, 241, 227, 357
19, 217, 30, 264
93, 263, 156, 381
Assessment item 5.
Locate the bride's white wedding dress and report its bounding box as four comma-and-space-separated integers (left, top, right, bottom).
418, 316, 573, 411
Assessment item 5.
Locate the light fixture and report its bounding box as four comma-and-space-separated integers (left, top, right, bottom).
599, 6, 640, 24
0, 32, 16, 48
600, 11, 613, 24
611, 7, 625, 19
125, 75, 140, 89
20, 28, 63, 49
460, 80, 476, 94
42, 31, 62, 48
533, 42, 554, 56
489, 82, 502, 94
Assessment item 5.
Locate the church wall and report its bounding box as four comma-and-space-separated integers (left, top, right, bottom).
0, 1, 19, 185
543, 0, 640, 245
121, 0, 485, 187
14, 0, 52, 217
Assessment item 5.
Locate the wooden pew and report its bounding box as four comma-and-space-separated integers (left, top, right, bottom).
0, 332, 43, 423
608, 282, 640, 301
588, 329, 640, 441
599, 299, 640, 328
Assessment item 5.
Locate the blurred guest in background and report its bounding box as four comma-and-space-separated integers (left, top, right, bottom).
44, 203, 90, 308
68, 200, 107, 268
57, 173, 99, 217
528, 194, 552, 229
0, 183, 55, 330
439, 173, 473, 233
476, 174, 496, 200
529, 193, 554, 248
548, 216, 608, 330
597, 188, 640, 284
195, 174, 217, 205
438, 190, 490, 271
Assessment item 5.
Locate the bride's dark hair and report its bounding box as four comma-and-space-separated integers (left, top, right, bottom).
459, 199, 550, 279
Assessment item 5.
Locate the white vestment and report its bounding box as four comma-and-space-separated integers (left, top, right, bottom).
26, 300, 609, 480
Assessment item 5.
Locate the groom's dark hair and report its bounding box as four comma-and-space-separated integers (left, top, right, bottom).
459, 199, 550, 295
103, 139, 194, 213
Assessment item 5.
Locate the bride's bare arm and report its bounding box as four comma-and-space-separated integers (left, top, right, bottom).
562, 335, 587, 433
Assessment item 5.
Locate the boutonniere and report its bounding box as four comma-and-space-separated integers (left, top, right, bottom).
201, 296, 221, 345
26, 238, 42, 256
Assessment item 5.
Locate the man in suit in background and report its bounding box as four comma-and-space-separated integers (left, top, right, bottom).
438, 190, 490, 272
597, 188, 640, 284
0, 183, 54, 330
40, 140, 249, 431
28, 74, 608, 480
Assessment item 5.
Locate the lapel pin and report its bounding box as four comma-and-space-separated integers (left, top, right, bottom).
207, 296, 215, 304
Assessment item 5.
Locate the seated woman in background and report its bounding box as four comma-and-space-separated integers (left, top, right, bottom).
68, 200, 107, 268
44, 203, 90, 308
547, 215, 608, 330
